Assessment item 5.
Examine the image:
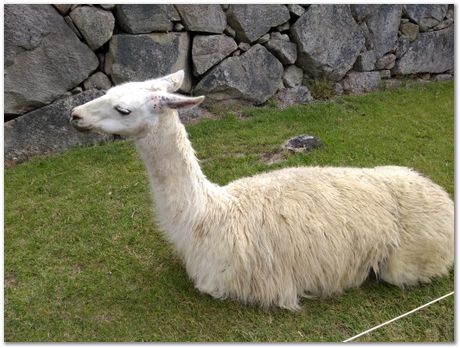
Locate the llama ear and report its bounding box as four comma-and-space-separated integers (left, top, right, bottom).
144, 70, 185, 92
157, 70, 185, 92
161, 94, 205, 110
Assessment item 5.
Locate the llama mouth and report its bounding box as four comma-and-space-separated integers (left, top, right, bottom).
70, 121, 92, 133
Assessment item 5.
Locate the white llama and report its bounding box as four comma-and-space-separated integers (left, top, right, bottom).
70, 70, 454, 310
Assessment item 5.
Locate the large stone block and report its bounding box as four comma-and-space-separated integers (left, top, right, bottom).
194, 44, 283, 105
69, 6, 115, 50
5, 91, 110, 163
265, 39, 297, 65
350, 4, 381, 22
274, 86, 313, 109
115, 4, 177, 33
291, 5, 365, 81
105, 33, 192, 92
392, 27, 454, 75
175, 5, 226, 33
4, 4, 99, 115
365, 5, 403, 58
342, 71, 381, 94
192, 35, 237, 76
227, 4, 290, 43
403, 5, 448, 31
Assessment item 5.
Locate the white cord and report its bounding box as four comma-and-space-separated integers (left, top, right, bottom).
343, 291, 455, 342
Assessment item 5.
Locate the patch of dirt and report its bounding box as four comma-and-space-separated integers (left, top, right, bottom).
4, 159, 17, 168
260, 149, 286, 165
94, 312, 114, 324
69, 264, 83, 277
5, 272, 18, 289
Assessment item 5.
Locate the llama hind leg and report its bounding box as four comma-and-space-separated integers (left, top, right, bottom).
379, 244, 453, 287
379, 177, 454, 287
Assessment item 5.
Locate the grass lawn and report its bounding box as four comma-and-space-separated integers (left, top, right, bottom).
4, 81, 454, 342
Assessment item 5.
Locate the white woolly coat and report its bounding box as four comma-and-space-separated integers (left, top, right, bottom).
136, 111, 454, 310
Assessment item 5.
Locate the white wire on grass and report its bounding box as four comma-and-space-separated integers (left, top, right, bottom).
343, 291, 454, 342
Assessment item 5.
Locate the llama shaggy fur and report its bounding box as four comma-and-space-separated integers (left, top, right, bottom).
71, 70, 454, 310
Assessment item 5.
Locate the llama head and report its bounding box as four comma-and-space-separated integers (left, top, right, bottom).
70, 70, 204, 137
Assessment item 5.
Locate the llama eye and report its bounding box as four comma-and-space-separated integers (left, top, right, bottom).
114, 105, 131, 115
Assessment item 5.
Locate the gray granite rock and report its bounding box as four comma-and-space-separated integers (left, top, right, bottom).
379, 70, 392, 79
288, 4, 305, 18
342, 71, 381, 94
5, 90, 110, 163
53, 4, 72, 15
421, 73, 431, 80
382, 79, 403, 89
227, 4, 290, 43
359, 21, 374, 50
178, 106, 217, 124
282, 134, 323, 153
275, 86, 313, 109
238, 42, 251, 52
291, 5, 365, 81
83, 72, 112, 90
365, 5, 403, 58
265, 39, 297, 65
192, 35, 237, 76
446, 5, 454, 21
64, 15, 83, 39
283, 65, 304, 88
375, 54, 396, 70
403, 5, 448, 31
395, 37, 411, 58
4, 4, 99, 115
334, 83, 344, 96
224, 25, 236, 38
257, 34, 270, 44
270, 32, 290, 41
115, 4, 176, 33
174, 23, 184, 31
275, 21, 290, 32
70, 6, 115, 50
105, 32, 192, 92
100, 4, 116, 11
350, 4, 381, 22
433, 19, 454, 31
392, 27, 454, 75
175, 5, 226, 33
400, 22, 419, 41
434, 74, 453, 82
354, 50, 376, 72
194, 44, 283, 105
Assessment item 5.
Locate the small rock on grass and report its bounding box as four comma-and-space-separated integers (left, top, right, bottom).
282, 134, 324, 153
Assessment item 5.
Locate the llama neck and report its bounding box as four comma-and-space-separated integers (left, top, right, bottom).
134, 110, 216, 240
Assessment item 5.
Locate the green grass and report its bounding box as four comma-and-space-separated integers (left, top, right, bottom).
5, 81, 454, 342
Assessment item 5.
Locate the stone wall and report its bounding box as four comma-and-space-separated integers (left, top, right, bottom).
4, 4, 454, 162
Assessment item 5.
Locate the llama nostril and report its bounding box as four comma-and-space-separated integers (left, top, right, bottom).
70, 111, 82, 121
